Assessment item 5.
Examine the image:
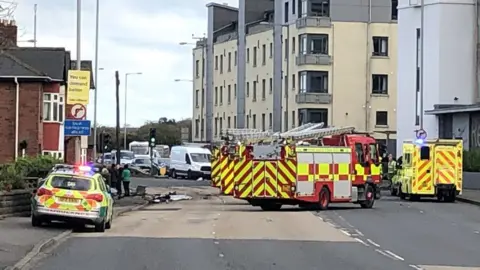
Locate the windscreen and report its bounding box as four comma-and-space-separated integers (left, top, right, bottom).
130, 145, 149, 155
190, 153, 211, 162
49, 176, 92, 191
135, 159, 151, 165
120, 151, 135, 159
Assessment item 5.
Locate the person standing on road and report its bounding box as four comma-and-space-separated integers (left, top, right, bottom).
387, 154, 397, 181
117, 164, 124, 198
122, 164, 131, 196
109, 164, 118, 192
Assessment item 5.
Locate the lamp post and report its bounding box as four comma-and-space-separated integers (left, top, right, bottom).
124, 72, 142, 149
180, 35, 207, 141
419, 0, 425, 129
93, 0, 100, 160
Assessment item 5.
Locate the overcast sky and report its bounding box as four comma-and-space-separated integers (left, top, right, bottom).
13, 0, 237, 127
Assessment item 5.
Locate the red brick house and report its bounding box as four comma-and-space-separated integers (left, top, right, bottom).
0, 20, 94, 164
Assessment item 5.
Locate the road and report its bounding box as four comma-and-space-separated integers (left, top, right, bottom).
27, 188, 480, 270
131, 176, 210, 188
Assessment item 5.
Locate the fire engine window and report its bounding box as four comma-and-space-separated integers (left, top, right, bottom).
369, 144, 378, 162
355, 143, 365, 163
420, 146, 430, 160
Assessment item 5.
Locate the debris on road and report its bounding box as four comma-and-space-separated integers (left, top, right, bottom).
148, 191, 192, 204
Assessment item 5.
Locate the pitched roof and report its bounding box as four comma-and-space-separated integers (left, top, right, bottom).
0, 50, 49, 78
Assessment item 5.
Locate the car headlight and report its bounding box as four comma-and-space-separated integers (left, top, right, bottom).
192, 164, 200, 170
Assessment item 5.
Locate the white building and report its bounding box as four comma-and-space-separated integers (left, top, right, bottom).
397, 0, 478, 154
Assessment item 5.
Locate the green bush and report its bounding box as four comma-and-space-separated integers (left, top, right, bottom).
0, 155, 61, 191
463, 150, 480, 172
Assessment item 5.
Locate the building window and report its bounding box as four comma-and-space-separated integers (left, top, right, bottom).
253, 81, 257, 101
227, 85, 231, 104
284, 75, 288, 96
234, 51, 237, 66
284, 111, 288, 132
262, 44, 266, 65
269, 43, 273, 58
43, 93, 64, 123
234, 84, 237, 97
284, 2, 289, 23
201, 118, 204, 136
301, 0, 307, 17
252, 114, 256, 129
262, 79, 266, 100
219, 86, 223, 105
292, 0, 296, 14
253, 47, 257, 67
201, 88, 205, 106
228, 52, 232, 72
299, 34, 328, 55
269, 113, 272, 128
376, 111, 388, 126
215, 55, 218, 70
247, 48, 250, 63
234, 116, 237, 128
262, 113, 266, 131
372, 74, 388, 94
220, 55, 223, 73
202, 58, 205, 77
246, 82, 250, 97
246, 116, 249, 128
219, 118, 223, 134
195, 89, 199, 107
292, 37, 295, 54
292, 110, 296, 127
299, 71, 328, 93
227, 116, 231, 128
284, 38, 288, 59
373, 36, 388, 56
214, 87, 218, 105
214, 117, 218, 135
269, 78, 273, 94
292, 74, 296, 90
391, 0, 398, 20
195, 60, 200, 77
311, 1, 330, 16
43, 151, 64, 161
195, 119, 199, 138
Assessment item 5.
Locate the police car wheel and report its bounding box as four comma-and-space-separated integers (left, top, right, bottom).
31, 215, 42, 227
94, 220, 106, 232
105, 211, 112, 229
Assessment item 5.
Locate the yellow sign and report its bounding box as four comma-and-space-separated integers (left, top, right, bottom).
67, 70, 91, 105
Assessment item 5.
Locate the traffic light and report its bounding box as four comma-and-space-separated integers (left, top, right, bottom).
149, 128, 156, 147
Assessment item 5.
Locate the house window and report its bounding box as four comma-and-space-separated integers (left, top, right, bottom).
195, 119, 199, 138
262, 79, 266, 100
391, 0, 398, 20
376, 111, 388, 126
292, 37, 295, 54
269, 113, 272, 128
215, 55, 218, 70
262, 44, 266, 65
42, 151, 64, 161
284, 38, 288, 59
292, 110, 296, 127
301, 0, 307, 17
43, 93, 64, 123
269, 78, 273, 94
299, 72, 307, 93
299, 34, 328, 55
252, 114, 256, 129
219, 86, 223, 105
262, 113, 266, 131
284, 75, 288, 95
228, 52, 232, 72
292, 74, 296, 90
246, 82, 250, 97
195, 89, 199, 107
372, 74, 388, 94
219, 118, 223, 134
234, 51, 237, 66
227, 116, 231, 128
214, 87, 218, 105
247, 48, 250, 63
220, 55, 223, 73
202, 58, 205, 77
253, 47, 257, 67
292, 0, 296, 14
269, 43, 273, 58
253, 81, 257, 101
311, 1, 330, 16
195, 60, 200, 77
284, 2, 289, 23
373, 37, 388, 56
214, 117, 218, 135
299, 71, 328, 93
227, 85, 231, 104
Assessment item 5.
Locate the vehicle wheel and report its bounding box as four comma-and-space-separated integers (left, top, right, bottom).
31, 215, 42, 227
445, 190, 456, 203
94, 220, 106, 232
105, 210, 112, 229
399, 185, 406, 199
171, 169, 177, 179
187, 170, 192, 180
390, 185, 398, 196
360, 185, 375, 209
318, 186, 330, 210
260, 203, 282, 211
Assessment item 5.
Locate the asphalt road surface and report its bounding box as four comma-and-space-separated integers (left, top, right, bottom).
131, 176, 210, 188
28, 191, 480, 270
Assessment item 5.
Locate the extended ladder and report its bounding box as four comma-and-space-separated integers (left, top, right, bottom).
281, 126, 356, 141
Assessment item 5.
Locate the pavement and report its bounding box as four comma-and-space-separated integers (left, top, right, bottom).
0, 195, 148, 270
458, 189, 480, 206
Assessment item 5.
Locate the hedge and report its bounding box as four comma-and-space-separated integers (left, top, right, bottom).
0, 155, 61, 191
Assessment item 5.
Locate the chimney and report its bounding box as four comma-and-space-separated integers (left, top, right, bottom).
0, 19, 17, 48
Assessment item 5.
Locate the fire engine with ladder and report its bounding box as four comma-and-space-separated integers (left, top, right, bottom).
211, 123, 383, 210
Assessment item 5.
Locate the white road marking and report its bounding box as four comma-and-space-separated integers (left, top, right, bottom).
345, 222, 355, 228
419, 210, 424, 214
219, 253, 224, 257
384, 250, 405, 261
339, 215, 346, 221
355, 229, 364, 236
340, 229, 351, 236
409, 265, 423, 270
367, 239, 380, 247
354, 238, 370, 247
214, 241, 219, 244
375, 249, 397, 260
474, 231, 479, 234
326, 222, 336, 227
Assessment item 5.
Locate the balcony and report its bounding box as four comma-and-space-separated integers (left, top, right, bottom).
296, 17, 331, 29
296, 92, 332, 104
296, 54, 331, 66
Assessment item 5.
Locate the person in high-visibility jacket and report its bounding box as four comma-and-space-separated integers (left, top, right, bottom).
387, 154, 396, 180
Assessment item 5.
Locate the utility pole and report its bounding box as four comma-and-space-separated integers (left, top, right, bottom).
92, 0, 100, 160
419, 0, 425, 130
115, 71, 121, 164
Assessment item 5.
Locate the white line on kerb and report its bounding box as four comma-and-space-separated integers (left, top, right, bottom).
409, 265, 423, 270
345, 222, 355, 228
355, 229, 364, 236
338, 215, 346, 221
384, 250, 404, 261
375, 249, 396, 259
367, 239, 380, 247
354, 238, 370, 247
340, 229, 351, 236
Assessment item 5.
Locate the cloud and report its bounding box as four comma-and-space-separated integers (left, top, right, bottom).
13, 0, 233, 126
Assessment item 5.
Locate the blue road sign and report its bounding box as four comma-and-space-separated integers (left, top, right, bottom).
64, 120, 91, 136
416, 129, 427, 140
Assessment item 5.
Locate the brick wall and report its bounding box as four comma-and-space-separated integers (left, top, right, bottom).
0, 19, 17, 48
0, 82, 43, 163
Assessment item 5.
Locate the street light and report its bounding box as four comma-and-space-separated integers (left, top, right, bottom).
260, 21, 290, 130
124, 72, 142, 149
93, 0, 100, 161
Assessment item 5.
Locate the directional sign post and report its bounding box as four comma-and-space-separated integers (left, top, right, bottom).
64, 120, 91, 136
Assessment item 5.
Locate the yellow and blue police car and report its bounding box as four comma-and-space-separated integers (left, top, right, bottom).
31, 165, 114, 232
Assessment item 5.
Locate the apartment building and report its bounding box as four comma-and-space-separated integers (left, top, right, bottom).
397, 0, 478, 154
192, 0, 398, 151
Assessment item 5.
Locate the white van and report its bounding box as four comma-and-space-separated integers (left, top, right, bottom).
169, 146, 211, 179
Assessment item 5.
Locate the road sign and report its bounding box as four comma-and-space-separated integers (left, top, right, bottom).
64, 120, 91, 136
416, 129, 427, 140
70, 104, 86, 119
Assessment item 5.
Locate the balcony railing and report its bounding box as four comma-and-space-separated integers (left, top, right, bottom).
296, 17, 332, 28
296, 54, 332, 65
296, 92, 332, 104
